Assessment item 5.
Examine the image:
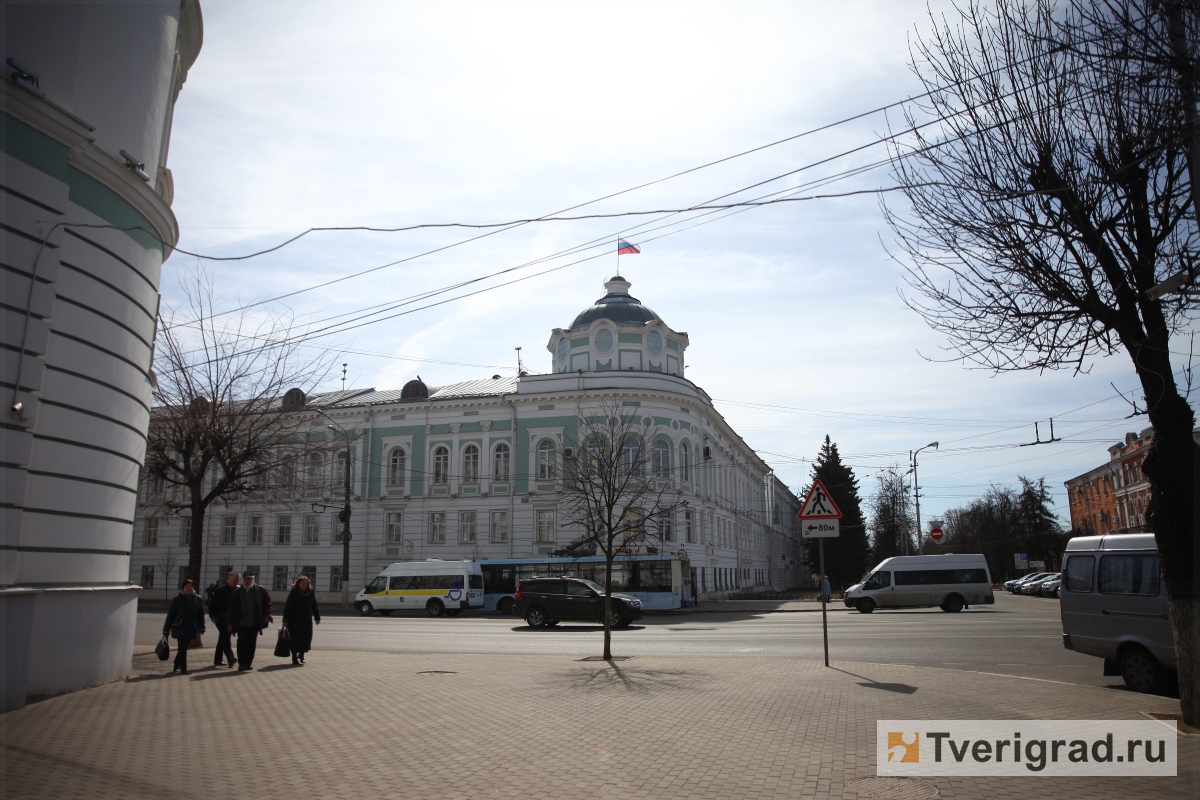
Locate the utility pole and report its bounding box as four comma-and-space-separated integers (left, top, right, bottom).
340, 439, 352, 609
911, 442, 938, 556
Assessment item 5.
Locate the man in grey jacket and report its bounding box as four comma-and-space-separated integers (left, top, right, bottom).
227, 572, 273, 671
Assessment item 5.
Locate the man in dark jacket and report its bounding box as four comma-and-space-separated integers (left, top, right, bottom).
227, 572, 273, 671
209, 571, 239, 668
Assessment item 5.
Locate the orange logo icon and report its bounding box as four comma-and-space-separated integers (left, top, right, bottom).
887, 732, 920, 763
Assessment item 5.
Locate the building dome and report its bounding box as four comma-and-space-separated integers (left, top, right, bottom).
400, 377, 429, 400
569, 276, 663, 331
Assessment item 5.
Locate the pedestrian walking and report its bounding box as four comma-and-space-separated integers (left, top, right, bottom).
163, 579, 205, 674
821, 574, 831, 604
282, 574, 321, 665
209, 570, 240, 668
227, 572, 273, 671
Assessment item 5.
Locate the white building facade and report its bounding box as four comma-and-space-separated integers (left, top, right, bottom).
130, 278, 804, 605
2, 1, 203, 709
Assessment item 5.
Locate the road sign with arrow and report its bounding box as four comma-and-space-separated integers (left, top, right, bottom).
799, 478, 842, 538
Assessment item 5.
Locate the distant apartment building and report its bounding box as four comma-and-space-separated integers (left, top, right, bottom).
2, 1, 203, 710
1065, 426, 1200, 534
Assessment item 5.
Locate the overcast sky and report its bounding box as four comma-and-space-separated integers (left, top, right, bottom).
163, 0, 1198, 528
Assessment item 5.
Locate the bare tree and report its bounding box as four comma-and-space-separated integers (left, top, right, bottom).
883, 0, 1197, 722
155, 548, 179, 603
869, 469, 915, 564
557, 400, 685, 660
146, 269, 337, 589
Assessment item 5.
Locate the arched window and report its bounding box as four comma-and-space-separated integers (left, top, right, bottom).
463, 444, 479, 482
388, 448, 406, 486
622, 437, 642, 476
306, 452, 323, 486
680, 441, 690, 482
433, 446, 449, 484
493, 443, 510, 482
652, 439, 671, 478
538, 439, 556, 481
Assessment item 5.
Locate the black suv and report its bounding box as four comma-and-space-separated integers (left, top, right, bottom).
513, 577, 643, 628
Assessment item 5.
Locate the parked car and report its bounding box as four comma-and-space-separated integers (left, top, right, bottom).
1060, 533, 1174, 693
1036, 574, 1062, 597
1010, 572, 1054, 593
512, 577, 644, 628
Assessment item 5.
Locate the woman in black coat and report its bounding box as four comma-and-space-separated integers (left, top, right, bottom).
163, 579, 205, 674
282, 575, 321, 664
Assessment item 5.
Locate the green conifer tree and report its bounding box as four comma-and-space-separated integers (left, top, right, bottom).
800, 436, 869, 590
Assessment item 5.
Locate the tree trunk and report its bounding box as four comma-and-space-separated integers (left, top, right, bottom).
603, 554, 613, 660
187, 497, 206, 588
1142, 387, 1197, 725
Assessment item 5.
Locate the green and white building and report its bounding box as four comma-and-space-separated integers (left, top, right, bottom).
2, 1, 203, 708
130, 279, 804, 604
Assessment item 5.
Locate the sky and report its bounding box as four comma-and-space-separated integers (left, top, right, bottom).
162, 0, 1198, 529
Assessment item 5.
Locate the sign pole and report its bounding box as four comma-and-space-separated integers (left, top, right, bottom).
819, 537, 828, 667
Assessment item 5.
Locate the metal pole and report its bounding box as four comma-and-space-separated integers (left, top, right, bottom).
914, 455, 922, 556
342, 442, 351, 609
819, 536, 828, 668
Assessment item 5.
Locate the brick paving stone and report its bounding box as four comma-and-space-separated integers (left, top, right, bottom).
1, 651, 1195, 799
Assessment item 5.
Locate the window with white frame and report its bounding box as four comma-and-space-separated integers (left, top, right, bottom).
536, 509, 556, 543
301, 565, 317, 585
277, 515, 292, 545
274, 565, 289, 591
429, 511, 446, 543
388, 448, 406, 486
333, 448, 349, 490
680, 441, 690, 482
140, 565, 154, 588
179, 520, 191, 547
386, 511, 403, 543
493, 442, 510, 482
433, 446, 450, 484
150, 470, 165, 494
658, 510, 674, 542
306, 452, 323, 487
622, 437, 642, 476
143, 518, 159, 547
537, 439, 556, 481
652, 440, 671, 478
685, 510, 694, 543
304, 514, 320, 544
332, 513, 346, 543
490, 510, 508, 543
330, 565, 344, 592
221, 516, 237, 546
460, 511, 477, 543
463, 444, 479, 482
250, 515, 264, 545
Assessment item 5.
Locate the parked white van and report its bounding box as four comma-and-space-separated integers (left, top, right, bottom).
843, 554, 994, 614
355, 560, 485, 617
1060, 533, 1175, 693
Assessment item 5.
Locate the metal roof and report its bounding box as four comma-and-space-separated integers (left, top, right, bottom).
569, 285, 663, 331
323, 376, 517, 407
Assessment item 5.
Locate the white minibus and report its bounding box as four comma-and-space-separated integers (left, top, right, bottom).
843, 553, 994, 613
355, 559, 485, 617
1060, 533, 1175, 693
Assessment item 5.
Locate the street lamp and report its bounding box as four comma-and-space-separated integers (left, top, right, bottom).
911, 441, 938, 556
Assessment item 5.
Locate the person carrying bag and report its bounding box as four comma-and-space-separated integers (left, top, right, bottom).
273, 627, 291, 658
162, 578, 205, 674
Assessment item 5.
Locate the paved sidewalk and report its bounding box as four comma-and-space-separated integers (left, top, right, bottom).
2, 648, 1194, 800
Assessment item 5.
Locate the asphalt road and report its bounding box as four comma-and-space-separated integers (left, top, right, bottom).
137, 591, 1140, 690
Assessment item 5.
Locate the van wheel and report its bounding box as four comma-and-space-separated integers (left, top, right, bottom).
426, 599, 445, 618
526, 606, 548, 628
497, 597, 514, 616
358, 602, 374, 617
942, 595, 965, 613
857, 598, 876, 614
1120, 646, 1163, 693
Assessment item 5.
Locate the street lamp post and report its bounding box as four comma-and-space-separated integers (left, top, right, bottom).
911, 441, 938, 556
315, 409, 354, 610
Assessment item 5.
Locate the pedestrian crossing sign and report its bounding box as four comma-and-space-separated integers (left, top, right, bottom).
797, 479, 842, 519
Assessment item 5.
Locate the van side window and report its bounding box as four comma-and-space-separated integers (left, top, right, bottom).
864, 571, 891, 590
1064, 556, 1094, 592
1098, 555, 1160, 596
894, 569, 988, 586
389, 576, 412, 590
366, 576, 387, 594
469, 574, 483, 590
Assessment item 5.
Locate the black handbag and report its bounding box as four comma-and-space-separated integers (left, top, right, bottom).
155, 635, 170, 661
273, 627, 290, 658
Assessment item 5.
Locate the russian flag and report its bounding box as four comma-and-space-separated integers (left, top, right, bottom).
617, 239, 641, 255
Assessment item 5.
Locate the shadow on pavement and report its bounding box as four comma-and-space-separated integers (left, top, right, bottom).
547, 661, 704, 694
510, 625, 647, 633
257, 663, 300, 672
829, 666, 919, 695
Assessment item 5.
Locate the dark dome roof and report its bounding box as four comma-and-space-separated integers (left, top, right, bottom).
400, 377, 429, 400
570, 276, 663, 331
